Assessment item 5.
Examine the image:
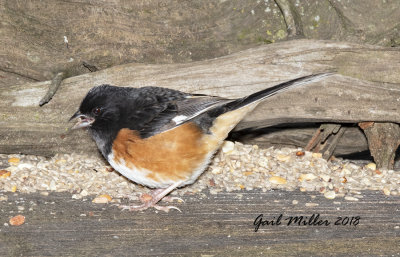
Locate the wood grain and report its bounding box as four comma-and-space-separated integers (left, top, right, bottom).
0, 190, 399, 256
1, 40, 400, 156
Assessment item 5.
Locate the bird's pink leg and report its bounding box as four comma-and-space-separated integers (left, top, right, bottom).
118, 181, 183, 212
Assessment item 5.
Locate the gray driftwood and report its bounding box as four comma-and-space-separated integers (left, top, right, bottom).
1, 39, 400, 157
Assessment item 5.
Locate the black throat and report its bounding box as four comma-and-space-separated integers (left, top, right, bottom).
89, 125, 118, 159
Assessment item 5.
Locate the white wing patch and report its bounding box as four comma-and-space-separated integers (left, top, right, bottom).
172, 115, 188, 124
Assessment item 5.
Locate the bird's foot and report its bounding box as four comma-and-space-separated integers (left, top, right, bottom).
117, 185, 183, 212
161, 196, 185, 203
118, 203, 181, 213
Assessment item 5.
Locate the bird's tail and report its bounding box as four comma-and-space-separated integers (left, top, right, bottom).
225, 72, 333, 111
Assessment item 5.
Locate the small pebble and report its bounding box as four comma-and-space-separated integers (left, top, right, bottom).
305, 203, 319, 207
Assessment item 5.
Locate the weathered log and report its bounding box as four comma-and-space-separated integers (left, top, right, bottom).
360, 122, 400, 170
2, 0, 399, 88
1, 39, 400, 156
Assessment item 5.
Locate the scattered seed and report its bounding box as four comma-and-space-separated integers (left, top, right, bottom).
344, 196, 359, 201
324, 191, 336, 199
366, 163, 376, 170
8, 158, 20, 164
92, 194, 112, 204
299, 173, 317, 181
0, 142, 398, 205
209, 179, 216, 187
0, 170, 11, 179
221, 141, 235, 154
383, 188, 391, 196
320, 174, 331, 182
276, 154, 290, 162
55, 159, 66, 164
269, 176, 287, 185
9, 215, 25, 226
312, 153, 322, 158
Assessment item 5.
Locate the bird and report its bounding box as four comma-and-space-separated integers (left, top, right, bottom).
70, 73, 332, 212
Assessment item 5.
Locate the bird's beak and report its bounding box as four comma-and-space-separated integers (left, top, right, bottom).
69, 111, 95, 130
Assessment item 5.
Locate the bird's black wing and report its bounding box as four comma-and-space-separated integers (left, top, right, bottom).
123, 87, 233, 138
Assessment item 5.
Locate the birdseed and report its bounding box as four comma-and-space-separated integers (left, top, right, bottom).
0, 141, 399, 202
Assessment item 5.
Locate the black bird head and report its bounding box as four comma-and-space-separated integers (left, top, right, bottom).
70, 85, 124, 131
69, 85, 130, 157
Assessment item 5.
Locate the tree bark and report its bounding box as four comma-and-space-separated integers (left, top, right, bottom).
1, 39, 400, 156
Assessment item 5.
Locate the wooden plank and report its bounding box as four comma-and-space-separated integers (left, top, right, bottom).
0, 190, 399, 256
1, 40, 400, 156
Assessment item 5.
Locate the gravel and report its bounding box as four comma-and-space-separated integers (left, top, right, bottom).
1, 141, 399, 203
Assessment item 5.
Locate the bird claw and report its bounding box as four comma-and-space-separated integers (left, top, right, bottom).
117, 203, 148, 212
115, 182, 184, 212
116, 192, 183, 212
154, 205, 182, 213
161, 196, 185, 203
117, 203, 181, 213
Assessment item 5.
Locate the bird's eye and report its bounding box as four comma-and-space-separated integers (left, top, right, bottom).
92, 107, 101, 116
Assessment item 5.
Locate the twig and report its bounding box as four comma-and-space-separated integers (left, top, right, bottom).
39, 72, 66, 106
82, 62, 99, 72
322, 126, 346, 160
305, 124, 344, 160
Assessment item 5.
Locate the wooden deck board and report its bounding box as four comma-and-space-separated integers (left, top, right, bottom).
0, 190, 399, 256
